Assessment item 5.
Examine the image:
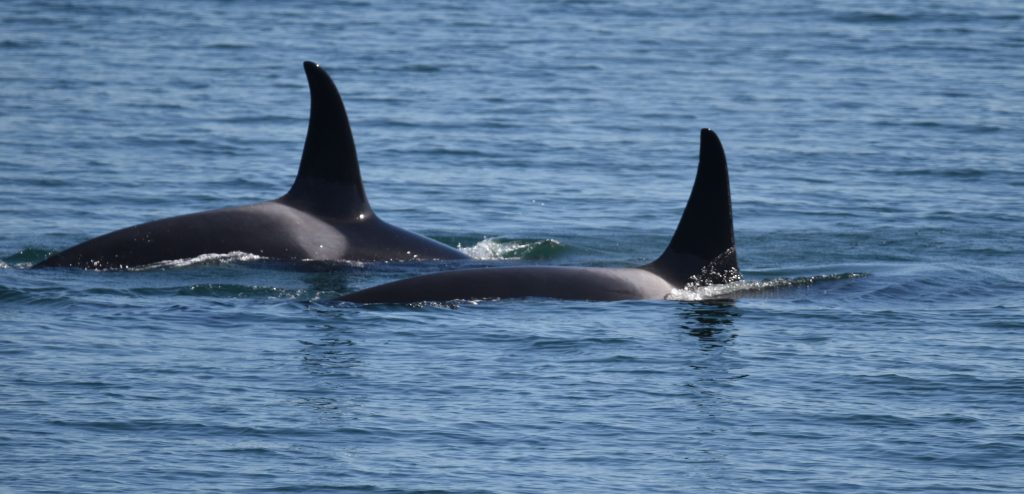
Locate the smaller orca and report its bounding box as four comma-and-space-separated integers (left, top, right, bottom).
36, 61, 469, 269
340, 129, 741, 303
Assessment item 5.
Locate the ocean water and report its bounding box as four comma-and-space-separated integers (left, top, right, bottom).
2, 0, 1023, 492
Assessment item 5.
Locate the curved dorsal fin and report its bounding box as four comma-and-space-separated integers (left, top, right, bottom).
645, 129, 739, 287
283, 61, 371, 217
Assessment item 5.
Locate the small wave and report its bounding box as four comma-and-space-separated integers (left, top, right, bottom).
459, 237, 566, 260
892, 167, 986, 178
177, 284, 306, 299
0, 285, 25, 302
130, 251, 266, 271
668, 273, 867, 301
1, 39, 46, 49
3, 248, 52, 268
833, 12, 912, 24
0, 285, 75, 308
401, 63, 443, 73
205, 42, 252, 50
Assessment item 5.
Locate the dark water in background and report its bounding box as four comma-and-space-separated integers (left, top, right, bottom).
2, 0, 1023, 492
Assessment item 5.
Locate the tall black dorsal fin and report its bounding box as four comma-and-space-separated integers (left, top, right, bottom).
284, 61, 371, 216
645, 129, 740, 286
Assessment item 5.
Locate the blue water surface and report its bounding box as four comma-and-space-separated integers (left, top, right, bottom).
2, 1, 1023, 492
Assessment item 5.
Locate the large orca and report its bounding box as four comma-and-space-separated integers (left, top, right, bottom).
36, 61, 469, 269
340, 129, 740, 303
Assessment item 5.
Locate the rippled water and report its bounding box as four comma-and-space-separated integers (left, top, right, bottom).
2, 0, 1023, 492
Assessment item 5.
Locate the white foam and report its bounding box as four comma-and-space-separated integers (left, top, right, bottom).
459, 237, 560, 260
668, 273, 867, 301
668, 282, 748, 301
131, 251, 266, 270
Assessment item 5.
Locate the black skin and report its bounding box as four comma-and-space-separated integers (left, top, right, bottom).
36, 61, 468, 269
340, 129, 740, 303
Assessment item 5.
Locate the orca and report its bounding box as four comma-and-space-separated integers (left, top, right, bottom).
340, 129, 740, 303
36, 61, 469, 269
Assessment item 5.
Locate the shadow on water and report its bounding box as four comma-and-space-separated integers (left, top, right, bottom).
677, 301, 741, 350
673, 301, 747, 471
293, 327, 368, 423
